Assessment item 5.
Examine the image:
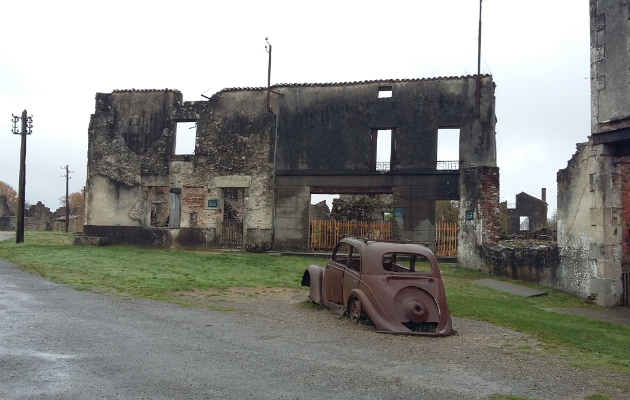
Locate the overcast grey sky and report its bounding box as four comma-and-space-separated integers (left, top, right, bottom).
0, 0, 590, 215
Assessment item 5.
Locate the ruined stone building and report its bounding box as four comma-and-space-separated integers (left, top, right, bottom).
555, 0, 630, 306
0, 197, 84, 233
84, 75, 500, 259
329, 194, 393, 222
501, 190, 548, 235
309, 201, 330, 221
0, 195, 13, 231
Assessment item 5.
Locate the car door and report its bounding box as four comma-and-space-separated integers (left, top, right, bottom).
322, 242, 348, 306
342, 244, 361, 305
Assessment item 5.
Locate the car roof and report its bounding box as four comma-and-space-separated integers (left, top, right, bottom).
338, 237, 439, 275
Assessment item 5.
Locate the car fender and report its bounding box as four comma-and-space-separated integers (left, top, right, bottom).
301, 264, 324, 305
347, 288, 404, 333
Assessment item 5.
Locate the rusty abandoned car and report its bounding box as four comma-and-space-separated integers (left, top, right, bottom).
302, 237, 452, 336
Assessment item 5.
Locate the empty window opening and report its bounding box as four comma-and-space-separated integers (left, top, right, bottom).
437, 128, 460, 170
520, 216, 530, 231
175, 122, 197, 155
435, 200, 459, 223
376, 130, 392, 171
378, 86, 393, 98
309, 194, 339, 220
309, 193, 393, 250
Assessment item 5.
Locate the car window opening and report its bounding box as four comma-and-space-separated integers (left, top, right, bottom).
382, 253, 432, 273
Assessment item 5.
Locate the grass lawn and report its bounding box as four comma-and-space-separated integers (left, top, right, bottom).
1, 231, 629, 376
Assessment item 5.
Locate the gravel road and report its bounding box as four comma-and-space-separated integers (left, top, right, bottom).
0, 253, 625, 400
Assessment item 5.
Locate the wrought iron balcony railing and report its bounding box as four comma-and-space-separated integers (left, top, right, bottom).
436, 161, 459, 170
376, 162, 390, 171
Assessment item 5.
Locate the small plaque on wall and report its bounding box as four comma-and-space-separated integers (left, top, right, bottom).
207, 199, 218, 208
393, 208, 406, 218
465, 210, 474, 220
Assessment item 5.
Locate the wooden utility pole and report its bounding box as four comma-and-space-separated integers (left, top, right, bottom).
11, 110, 33, 244
61, 165, 74, 233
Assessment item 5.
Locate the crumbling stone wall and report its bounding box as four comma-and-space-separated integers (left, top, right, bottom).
25, 202, 52, 231
309, 201, 330, 221
0, 195, 13, 231
458, 166, 501, 270
479, 242, 560, 286
503, 192, 548, 235
621, 157, 630, 259
85, 75, 497, 252
330, 194, 392, 221
557, 142, 623, 305
548, 0, 630, 306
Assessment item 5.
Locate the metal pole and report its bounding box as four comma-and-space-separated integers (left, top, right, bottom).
271, 95, 280, 250
16, 110, 27, 243
476, 0, 483, 118
265, 38, 275, 116
65, 165, 69, 233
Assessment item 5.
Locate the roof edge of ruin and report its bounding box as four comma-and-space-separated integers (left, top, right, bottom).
219, 74, 493, 93
106, 74, 493, 96
111, 89, 180, 93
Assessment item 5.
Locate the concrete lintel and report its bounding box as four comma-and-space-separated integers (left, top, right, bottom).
214, 175, 251, 188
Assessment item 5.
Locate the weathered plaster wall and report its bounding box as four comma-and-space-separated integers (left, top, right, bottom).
621, 156, 630, 258
273, 76, 496, 250
85, 89, 274, 249
546, 0, 630, 306
275, 76, 496, 172
557, 142, 623, 305
86, 90, 180, 228
85, 75, 496, 251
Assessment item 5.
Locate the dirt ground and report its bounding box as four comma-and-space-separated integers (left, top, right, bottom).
171, 287, 630, 400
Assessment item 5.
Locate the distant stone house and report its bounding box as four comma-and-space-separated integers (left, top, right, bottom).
501, 191, 548, 235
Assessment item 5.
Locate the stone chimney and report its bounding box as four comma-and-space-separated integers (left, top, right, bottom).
541, 188, 546, 203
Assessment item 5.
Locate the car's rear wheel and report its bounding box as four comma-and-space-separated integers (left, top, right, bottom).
348, 297, 362, 322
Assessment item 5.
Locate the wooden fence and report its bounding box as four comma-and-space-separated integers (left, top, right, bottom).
309, 220, 392, 251
435, 221, 457, 257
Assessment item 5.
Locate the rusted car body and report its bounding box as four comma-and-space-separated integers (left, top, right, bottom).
301, 237, 452, 336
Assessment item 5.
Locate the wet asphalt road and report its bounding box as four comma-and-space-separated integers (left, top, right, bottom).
0, 255, 468, 400
1, 231, 612, 400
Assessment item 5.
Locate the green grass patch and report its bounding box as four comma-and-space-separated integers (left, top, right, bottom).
0, 232, 312, 301
585, 394, 613, 400
440, 265, 630, 374
1, 232, 629, 375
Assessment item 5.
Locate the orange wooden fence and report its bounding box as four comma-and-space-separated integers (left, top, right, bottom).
309, 220, 392, 251
435, 221, 457, 257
